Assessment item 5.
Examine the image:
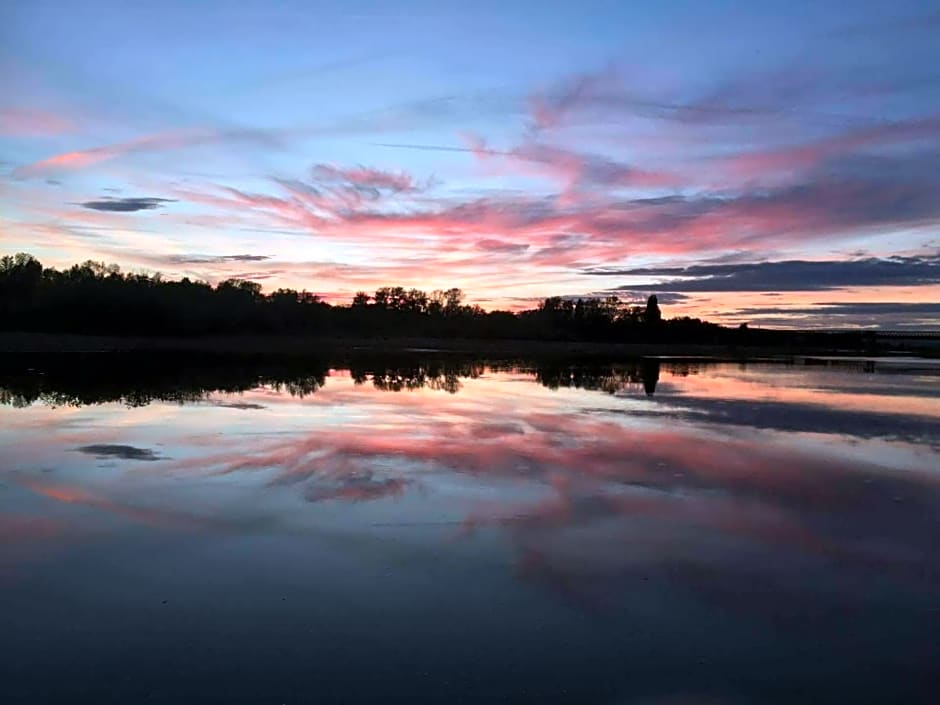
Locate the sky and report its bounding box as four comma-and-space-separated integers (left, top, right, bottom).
1, 0, 939, 329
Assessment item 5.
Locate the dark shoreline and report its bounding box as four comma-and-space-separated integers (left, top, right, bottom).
0, 330, 929, 359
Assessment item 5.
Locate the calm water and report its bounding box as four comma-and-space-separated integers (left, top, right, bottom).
1, 355, 938, 704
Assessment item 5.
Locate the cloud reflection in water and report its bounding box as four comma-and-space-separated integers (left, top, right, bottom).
1, 357, 938, 703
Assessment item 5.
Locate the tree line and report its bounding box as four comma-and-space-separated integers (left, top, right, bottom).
0, 252, 714, 342
0, 252, 876, 348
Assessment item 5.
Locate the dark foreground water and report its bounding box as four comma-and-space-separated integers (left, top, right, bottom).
1, 355, 938, 704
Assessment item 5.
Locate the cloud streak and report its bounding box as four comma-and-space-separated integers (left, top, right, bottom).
591, 254, 940, 292
163, 253, 271, 264
79, 197, 176, 212
0, 107, 73, 137
13, 128, 285, 178
74, 444, 163, 461
312, 164, 420, 193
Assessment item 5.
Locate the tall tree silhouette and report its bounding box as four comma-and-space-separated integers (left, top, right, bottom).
646, 295, 662, 325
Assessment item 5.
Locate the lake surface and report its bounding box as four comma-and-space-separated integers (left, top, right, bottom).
1, 354, 938, 704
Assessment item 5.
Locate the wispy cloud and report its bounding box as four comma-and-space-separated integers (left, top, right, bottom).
524, 62, 923, 134
13, 127, 285, 178
0, 107, 73, 137
373, 142, 513, 156
724, 113, 940, 178
375, 138, 676, 189
163, 253, 272, 264
730, 301, 940, 329
737, 302, 940, 316
171, 146, 940, 278
312, 163, 421, 193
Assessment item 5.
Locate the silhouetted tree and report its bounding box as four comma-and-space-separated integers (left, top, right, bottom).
645, 295, 662, 325
444, 287, 463, 314
4, 251, 868, 349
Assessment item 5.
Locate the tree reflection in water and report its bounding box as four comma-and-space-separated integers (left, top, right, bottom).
0, 353, 678, 407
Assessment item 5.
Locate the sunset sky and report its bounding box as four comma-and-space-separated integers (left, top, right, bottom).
2, 0, 939, 328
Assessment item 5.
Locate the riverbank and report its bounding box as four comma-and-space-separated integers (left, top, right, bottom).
0, 331, 907, 359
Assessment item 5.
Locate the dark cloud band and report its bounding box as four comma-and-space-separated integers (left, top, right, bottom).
79, 197, 176, 212
590, 254, 940, 292
166, 254, 271, 264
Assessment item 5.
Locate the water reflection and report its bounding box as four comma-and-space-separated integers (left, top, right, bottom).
1, 353, 938, 704
2, 353, 937, 443
0, 353, 330, 407
353, 359, 485, 394
534, 358, 660, 396
0, 354, 662, 405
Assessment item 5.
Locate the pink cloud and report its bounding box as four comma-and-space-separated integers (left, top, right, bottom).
0, 107, 73, 137
9, 60, 935, 313
726, 112, 940, 177
152, 395, 940, 610
13, 127, 282, 178
312, 164, 419, 192
11, 475, 234, 530
527, 65, 623, 131
170, 161, 939, 285
461, 131, 678, 191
